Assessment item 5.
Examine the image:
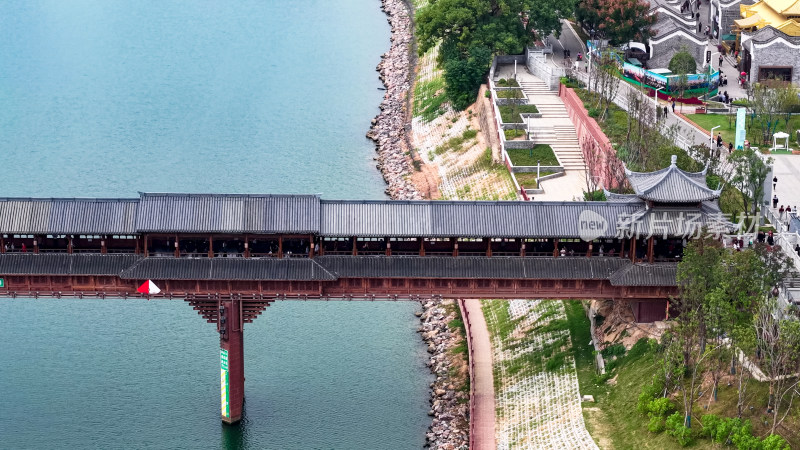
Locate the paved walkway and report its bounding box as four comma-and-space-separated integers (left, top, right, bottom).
463, 299, 496, 450
494, 63, 588, 201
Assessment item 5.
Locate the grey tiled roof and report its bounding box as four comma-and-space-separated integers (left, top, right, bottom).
609, 263, 678, 286
746, 27, 800, 45
0, 253, 678, 286
619, 202, 737, 236
0, 254, 141, 275
626, 162, 721, 203
319, 201, 642, 238
315, 256, 629, 279
135, 193, 320, 234
604, 191, 645, 203
0, 198, 138, 234
119, 257, 336, 281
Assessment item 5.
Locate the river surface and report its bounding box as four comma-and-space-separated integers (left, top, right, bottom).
0, 1, 431, 448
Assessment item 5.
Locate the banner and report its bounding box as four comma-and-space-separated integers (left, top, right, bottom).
735, 107, 747, 150
220, 349, 230, 418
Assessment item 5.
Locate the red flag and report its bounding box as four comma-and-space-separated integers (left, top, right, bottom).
137, 280, 161, 295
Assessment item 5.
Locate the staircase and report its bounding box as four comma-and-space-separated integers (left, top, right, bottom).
518, 79, 587, 172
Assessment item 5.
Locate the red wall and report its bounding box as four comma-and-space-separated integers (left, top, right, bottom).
559, 84, 617, 190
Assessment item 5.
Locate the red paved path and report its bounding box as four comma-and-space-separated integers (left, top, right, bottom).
463, 299, 496, 450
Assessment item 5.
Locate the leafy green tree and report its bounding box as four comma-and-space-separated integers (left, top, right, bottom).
728, 147, 772, 217
416, 0, 576, 109
575, 0, 657, 44
668, 49, 697, 76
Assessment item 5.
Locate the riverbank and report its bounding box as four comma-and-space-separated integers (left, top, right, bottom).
374, 1, 470, 448
368, 0, 421, 200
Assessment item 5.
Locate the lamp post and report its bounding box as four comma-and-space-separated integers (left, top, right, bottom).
654, 87, 663, 120
588, 28, 596, 92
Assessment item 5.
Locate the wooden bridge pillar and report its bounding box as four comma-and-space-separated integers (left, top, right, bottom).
219, 298, 245, 425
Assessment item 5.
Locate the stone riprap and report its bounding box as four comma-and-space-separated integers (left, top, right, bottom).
368, 0, 422, 200
417, 300, 470, 450
374, 1, 469, 447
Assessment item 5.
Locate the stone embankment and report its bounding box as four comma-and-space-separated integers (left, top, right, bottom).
416, 300, 469, 449
373, 1, 468, 447
368, 0, 422, 200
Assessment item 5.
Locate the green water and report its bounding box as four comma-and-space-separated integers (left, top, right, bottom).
0, 1, 431, 448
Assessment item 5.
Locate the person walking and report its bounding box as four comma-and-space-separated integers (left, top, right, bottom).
671, 97, 676, 113
773, 194, 779, 208
698, 21, 703, 33
728, 141, 733, 153
716, 133, 723, 150
773, 176, 778, 190
718, 54, 723, 68
664, 105, 669, 118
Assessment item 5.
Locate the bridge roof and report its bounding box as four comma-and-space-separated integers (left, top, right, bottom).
119, 257, 336, 281
0, 254, 141, 275
135, 193, 320, 234
0, 198, 138, 235
315, 256, 629, 279
319, 200, 642, 238
0, 254, 677, 286
0, 194, 727, 239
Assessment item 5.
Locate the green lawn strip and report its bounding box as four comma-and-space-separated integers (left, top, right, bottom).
513, 171, 556, 188
685, 113, 800, 150
496, 89, 524, 99
495, 78, 520, 87
506, 145, 559, 166
504, 128, 526, 140
498, 104, 539, 123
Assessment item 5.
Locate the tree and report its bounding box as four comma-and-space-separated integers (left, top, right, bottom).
728, 147, 772, 217
668, 49, 697, 75
755, 297, 800, 434
575, 0, 657, 44
749, 80, 784, 146
416, 0, 576, 109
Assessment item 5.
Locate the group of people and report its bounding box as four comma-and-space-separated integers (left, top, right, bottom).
756, 230, 776, 246
3, 242, 26, 253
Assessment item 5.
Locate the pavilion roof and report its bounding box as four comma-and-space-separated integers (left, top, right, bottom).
624, 156, 721, 203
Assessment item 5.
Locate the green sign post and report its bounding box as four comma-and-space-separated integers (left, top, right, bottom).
220, 349, 230, 418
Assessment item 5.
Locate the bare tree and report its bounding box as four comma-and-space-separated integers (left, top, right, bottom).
755, 297, 800, 433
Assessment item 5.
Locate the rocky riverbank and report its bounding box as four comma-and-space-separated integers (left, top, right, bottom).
368, 0, 422, 200
372, 1, 470, 447
417, 300, 470, 449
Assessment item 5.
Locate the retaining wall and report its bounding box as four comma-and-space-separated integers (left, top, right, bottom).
559, 83, 616, 189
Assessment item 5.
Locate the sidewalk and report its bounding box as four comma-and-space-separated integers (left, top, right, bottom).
463, 299, 496, 450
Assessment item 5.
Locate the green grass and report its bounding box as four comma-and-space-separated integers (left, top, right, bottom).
496, 88, 524, 99
433, 128, 477, 155
413, 76, 448, 122
498, 104, 539, 123
496, 78, 520, 87
686, 113, 800, 149
514, 171, 556, 188
504, 128, 527, 140
506, 145, 559, 167
565, 300, 800, 448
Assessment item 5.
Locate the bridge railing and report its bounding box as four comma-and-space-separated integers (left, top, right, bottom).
457, 299, 477, 450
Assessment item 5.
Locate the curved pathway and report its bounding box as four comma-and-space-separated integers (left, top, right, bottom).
463, 299, 497, 450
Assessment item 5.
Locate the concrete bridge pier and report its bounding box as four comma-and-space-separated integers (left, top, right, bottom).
219, 298, 245, 425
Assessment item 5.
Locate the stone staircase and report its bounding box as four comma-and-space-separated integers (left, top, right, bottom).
519, 79, 587, 172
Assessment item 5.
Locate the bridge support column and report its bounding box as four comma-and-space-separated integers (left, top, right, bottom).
219, 298, 244, 425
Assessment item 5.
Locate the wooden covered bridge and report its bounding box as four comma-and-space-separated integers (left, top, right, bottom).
0, 157, 731, 423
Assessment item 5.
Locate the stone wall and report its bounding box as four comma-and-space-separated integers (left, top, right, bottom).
477, 85, 501, 162
751, 40, 800, 85
649, 34, 706, 70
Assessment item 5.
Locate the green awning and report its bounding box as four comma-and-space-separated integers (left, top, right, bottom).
721, 34, 737, 41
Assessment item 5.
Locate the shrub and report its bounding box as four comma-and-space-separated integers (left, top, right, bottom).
646, 397, 675, 433
668, 48, 697, 75
601, 343, 626, 358
637, 378, 665, 415
588, 107, 599, 118
627, 338, 653, 359
761, 434, 790, 450
665, 412, 694, 447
